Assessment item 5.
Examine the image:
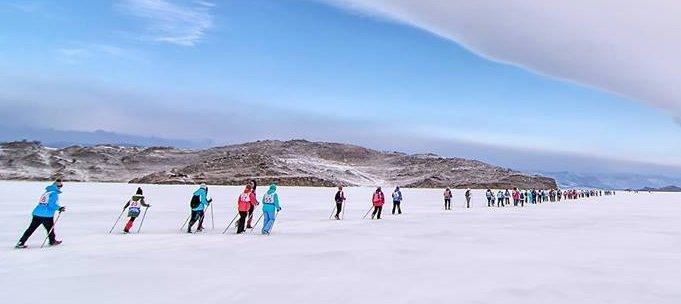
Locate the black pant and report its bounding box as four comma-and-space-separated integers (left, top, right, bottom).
188, 210, 205, 231
237, 211, 248, 233
335, 202, 343, 217
444, 198, 451, 210
372, 206, 382, 219
466, 197, 470, 208
392, 201, 402, 214
247, 205, 255, 227
19, 216, 56, 244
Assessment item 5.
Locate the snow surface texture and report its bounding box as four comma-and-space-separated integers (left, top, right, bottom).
1, 181, 680, 304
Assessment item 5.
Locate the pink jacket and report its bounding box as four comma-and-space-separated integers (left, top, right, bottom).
238, 190, 257, 212
372, 191, 385, 206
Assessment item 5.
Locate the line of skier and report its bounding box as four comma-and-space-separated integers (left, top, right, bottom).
15, 179, 283, 249
481, 188, 610, 207
14, 179, 611, 249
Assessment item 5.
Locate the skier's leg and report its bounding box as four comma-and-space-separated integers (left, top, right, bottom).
187, 211, 198, 232
124, 217, 136, 233
377, 206, 382, 219
263, 210, 276, 234
18, 216, 42, 245
392, 202, 396, 214
247, 205, 255, 228
40, 217, 57, 244
371, 206, 378, 219
197, 211, 205, 231
398, 202, 402, 214
335, 202, 342, 218
237, 211, 248, 233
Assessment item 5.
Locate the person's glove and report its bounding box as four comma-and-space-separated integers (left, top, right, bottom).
58, 206, 66, 212
277, 207, 282, 212
147, 205, 152, 207
208, 198, 213, 203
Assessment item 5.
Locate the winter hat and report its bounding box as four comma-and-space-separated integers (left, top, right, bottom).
268, 183, 277, 193
136, 187, 143, 195
200, 183, 207, 189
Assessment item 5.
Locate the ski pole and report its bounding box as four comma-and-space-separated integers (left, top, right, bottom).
249, 213, 264, 233
341, 201, 345, 220
222, 213, 239, 234
328, 205, 337, 220
362, 205, 374, 219
41, 211, 62, 248
179, 215, 190, 231
108, 208, 126, 234
210, 202, 215, 230
136, 206, 149, 234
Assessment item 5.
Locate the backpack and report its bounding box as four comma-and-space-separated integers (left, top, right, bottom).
190, 195, 201, 209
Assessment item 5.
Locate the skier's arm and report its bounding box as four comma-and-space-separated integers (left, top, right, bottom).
123, 201, 130, 209
274, 194, 281, 210
140, 197, 151, 207
48, 192, 62, 211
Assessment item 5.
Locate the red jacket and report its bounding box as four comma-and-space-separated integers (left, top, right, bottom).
238, 190, 257, 212
372, 191, 385, 206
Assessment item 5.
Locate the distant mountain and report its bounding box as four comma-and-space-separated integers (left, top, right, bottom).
0, 125, 213, 149
638, 186, 681, 192
0, 139, 556, 188
540, 171, 681, 189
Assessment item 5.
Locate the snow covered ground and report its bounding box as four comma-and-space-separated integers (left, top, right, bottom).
1, 181, 680, 304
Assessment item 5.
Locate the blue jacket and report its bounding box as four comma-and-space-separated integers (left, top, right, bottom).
32, 184, 62, 218
262, 184, 281, 213
392, 190, 402, 202
192, 188, 210, 211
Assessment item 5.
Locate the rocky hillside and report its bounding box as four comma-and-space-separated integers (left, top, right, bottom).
0, 140, 556, 189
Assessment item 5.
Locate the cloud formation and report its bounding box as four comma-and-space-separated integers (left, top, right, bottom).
324, 0, 681, 119
117, 0, 214, 46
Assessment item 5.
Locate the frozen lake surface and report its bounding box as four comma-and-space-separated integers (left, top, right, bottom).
1, 181, 680, 304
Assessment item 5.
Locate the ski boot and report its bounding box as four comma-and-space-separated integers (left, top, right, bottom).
49, 240, 62, 247
15, 242, 27, 249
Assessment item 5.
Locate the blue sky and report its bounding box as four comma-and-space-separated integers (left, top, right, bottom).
1, 0, 680, 175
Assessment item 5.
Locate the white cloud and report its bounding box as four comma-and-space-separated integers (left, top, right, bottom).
117, 0, 214, 46
55, 44, 142, 64
323, 0, 681, 119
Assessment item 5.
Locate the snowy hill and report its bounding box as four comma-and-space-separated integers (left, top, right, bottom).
0, 140, 556, 188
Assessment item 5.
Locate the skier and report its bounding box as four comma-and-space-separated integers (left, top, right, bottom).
122, 187, 151, 233
512, 188, 520, 206
334, 186, 346, 220
443, 187, 452, 210
371, 187, 385, 220
392, 186, 403, 214
187, 184, 212, 233
16, 179, 66, 248
247, 179, 259, 229
504, 189, 511, 205
261, 183, 281, 235
485, 189, 493, 207
464, 188, 471, 208
496, 190, 505, 207
237, 184, 257, 234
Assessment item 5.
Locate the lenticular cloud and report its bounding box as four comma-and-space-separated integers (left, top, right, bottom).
325, 0, 681, 119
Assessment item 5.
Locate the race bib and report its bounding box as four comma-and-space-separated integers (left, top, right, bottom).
263, 194, 274, 204
240, 193, 251, 202
129, 200, 140, 208
38, 192, 50, 205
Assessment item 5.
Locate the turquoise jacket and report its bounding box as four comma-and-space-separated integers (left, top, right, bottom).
33, 184, 62, 218
192, 188, 210, 211
261, 184, 281, 213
